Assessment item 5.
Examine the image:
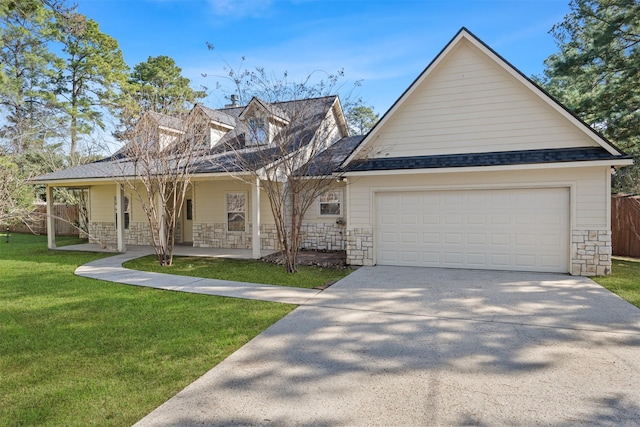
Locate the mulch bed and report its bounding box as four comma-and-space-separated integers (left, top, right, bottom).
261, 249, 348, 269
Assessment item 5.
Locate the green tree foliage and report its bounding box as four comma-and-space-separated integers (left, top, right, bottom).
52, 13, 129, 161
0, 0, 61, 154
117, 55, 206, 134
346, 105, 379, 135
540, 0, 640, 192
0, 155, 33, 225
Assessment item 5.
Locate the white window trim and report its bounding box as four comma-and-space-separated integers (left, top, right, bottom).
247, 116, 268, 145
113, 194, 131, 229
319, 190, 342, 216
226, 192, 247, 232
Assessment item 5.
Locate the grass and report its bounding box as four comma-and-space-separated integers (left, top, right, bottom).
124, 255, 352, 289
591, 256, 640, 308
0, 233, 295, 427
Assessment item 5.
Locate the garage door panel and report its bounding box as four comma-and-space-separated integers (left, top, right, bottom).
401, 194, 419, 207
380, 213, 397, 225
401, 213, 419, 225
422, 252, 440, 264
491, 213, 511, 224
490, 253, 511, 267
380, 232, 398, 244
467, 213, 486, 225
400, 232, 418, 243
443, 252, 464, 264
380, 194, 399, 208
444, 233, 463, 244
445, 213, 463, 224
540, 234, 561, 246
515, 233, 536, 246
515, 254, 536, 268
422, 213, 440, 224
379, 250, 398, 263
401, 251, 419, 262
467, 253, 487, 265
467, 233, 486, 245
444, 194, 463, 205
515, 213, 536, 224
376, 188, 569, 273
541, 212, 562, 225
491, 234, 510, 245
422, 232, 440, 244
541, 255, 563, 268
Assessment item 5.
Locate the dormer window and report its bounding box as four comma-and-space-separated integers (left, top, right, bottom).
239, 97, 291, 146
248, 116, 268, 145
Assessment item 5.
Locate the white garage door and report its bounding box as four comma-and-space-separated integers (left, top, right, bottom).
376, 188, 569, 272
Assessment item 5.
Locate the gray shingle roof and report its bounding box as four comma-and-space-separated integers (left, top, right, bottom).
299, 135, 364, 176
239, 97, 291, 123
147, 111, 184, 130
34, 96, 340, 182
196, 105, 237, 128
343, 147, 631, 172
209, 96, 337, 154
33, 159, 137, 181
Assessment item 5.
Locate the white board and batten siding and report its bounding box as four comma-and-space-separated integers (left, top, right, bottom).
376, 187, 569, 272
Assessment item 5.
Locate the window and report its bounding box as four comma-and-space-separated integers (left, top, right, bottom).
319, 190, 341, 216
186, 199, 193, 220
226, 193, 246, 232
114, 196, 130, 229
247, 116, 267, 145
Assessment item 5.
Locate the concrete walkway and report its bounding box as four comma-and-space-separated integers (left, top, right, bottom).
131, 266, 640, 426
74, 247, 322, 305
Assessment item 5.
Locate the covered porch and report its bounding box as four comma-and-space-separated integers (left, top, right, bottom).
44, 175, 268, 260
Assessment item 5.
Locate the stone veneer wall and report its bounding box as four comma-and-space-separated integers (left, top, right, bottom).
300, 223, 346, 250
346, 227, 374, 266
88, 221, 153, 247
571, 229, 612, 276
192, 222, 349, 252
88, 222, 115, 247
259, 224, 279, 251
125, 222, 152, 245
192, 223, 279, 250
192, 223, 248, 248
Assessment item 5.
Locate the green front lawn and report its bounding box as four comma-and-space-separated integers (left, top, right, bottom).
0, 233, 294, 427
124, 255, 351, 289
591, 257, 640, 308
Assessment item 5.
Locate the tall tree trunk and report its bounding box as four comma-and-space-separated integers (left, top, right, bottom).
70, 108, 77, 160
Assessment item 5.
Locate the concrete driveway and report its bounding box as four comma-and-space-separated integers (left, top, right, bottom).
135, 267, 640, 426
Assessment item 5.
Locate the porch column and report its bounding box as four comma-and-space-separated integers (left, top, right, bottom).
46, 185, 56, 249
115, 183, 126, 253
252, 178, 261, 259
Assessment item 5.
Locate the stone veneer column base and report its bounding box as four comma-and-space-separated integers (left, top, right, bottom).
259, 224, 279, 251
571, 229, 612, 276
125, 221, 152, 245
88, 222, 116, 247
346, 227, 374, 266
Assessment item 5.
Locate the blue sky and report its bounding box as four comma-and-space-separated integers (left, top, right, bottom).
77, 0, 571, 115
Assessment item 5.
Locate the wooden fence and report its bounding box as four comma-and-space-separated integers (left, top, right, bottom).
611, 194, 640, 258
8, 204, 79, 237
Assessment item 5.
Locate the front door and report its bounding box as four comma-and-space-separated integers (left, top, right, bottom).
182, 190, 193, 244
